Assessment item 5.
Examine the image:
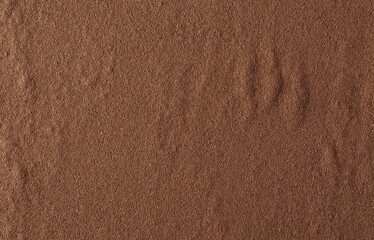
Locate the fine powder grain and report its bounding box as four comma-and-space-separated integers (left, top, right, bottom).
0, 1, 373, 239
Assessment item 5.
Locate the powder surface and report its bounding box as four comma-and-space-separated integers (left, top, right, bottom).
0, 1, 373, 239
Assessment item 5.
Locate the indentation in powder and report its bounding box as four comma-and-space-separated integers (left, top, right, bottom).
256, 37, 283, 113
320, 144, 340, 186
232, 54, 257, 124
280, 52, 310, 130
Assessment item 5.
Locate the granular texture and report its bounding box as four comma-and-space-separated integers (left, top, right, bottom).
0, 1, 373, 239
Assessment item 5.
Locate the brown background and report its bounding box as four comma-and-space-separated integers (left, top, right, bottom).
0, 0, 373, 239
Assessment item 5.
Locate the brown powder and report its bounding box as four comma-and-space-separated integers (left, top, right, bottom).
0, 1, 373, 239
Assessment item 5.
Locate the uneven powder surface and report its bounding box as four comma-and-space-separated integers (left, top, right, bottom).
0, 1, 373, 239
